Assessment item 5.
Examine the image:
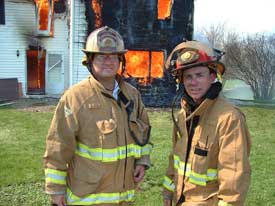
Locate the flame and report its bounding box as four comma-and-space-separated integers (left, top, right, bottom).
125, 51, 149, 78
91, 0, 102, 28
35, 0, 49, 30
158, 0, 172, 20
124, 50, 164, 84
34, 0, 55, 35
151, 51, 164, 78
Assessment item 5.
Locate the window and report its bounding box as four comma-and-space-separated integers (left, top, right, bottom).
35, 0, 54, 36
124, 50, 164, 84
158, 0, 173, 20
0, 0, 5, 25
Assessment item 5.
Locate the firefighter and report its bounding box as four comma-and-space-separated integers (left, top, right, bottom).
162, 41, 251, 206
43, 26, 152, 206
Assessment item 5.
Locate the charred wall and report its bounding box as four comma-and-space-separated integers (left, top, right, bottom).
84, 0, 194, 107
85, 0, 194, 52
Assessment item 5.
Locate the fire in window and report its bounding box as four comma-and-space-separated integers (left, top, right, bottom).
124, 50, 164, 84
34, 0, 54, 36
158, 0, 173, 20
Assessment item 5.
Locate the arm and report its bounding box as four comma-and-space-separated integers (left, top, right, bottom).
134, 92, 152, 169
43, 93, 78, 196
163, 125, 178, 204
217, 111, 251, 206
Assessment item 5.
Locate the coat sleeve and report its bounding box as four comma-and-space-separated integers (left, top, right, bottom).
162, 124, 178, 201
43, 93, 79, 194
134, 92, 152, 169
217, 110, 251, 206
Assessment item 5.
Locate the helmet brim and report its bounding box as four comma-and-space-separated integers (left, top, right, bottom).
172, 61, 225, 76
81, 49, 128, 54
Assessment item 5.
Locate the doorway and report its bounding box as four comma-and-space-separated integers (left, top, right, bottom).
26, 49, 46, 94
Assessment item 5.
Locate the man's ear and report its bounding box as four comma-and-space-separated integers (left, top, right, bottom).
210, 72, 217, 82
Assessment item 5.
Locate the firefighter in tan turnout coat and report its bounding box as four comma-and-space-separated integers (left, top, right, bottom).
43, 26, 152, 206
162, 41, 251, 206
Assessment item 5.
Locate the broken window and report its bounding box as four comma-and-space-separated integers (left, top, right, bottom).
0, 0, 5, 25
124, 50, 164, 84
54, 0, 66, 14
158, 0, 173, 20
34, 0, 54, 36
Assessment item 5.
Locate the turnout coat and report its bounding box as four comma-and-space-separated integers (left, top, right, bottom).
163, 96, 251, 206
44, 75, 152, 205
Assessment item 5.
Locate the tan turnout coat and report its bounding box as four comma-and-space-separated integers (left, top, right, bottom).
43, 75, 152, 206
163, 96, 251, 206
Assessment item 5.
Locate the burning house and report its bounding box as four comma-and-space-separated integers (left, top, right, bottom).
82, 0, 194, 106
0, 0, 194, 106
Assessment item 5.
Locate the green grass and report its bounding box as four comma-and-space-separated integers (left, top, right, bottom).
0, 105, 275, 205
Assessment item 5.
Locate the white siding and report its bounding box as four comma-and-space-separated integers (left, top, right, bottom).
71, 0, 89, 85
0, 0, 69, 96
0, 0, 35, 95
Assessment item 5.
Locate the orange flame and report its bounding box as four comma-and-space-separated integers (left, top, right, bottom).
151, 51, 164, 78
34, 0, 54, 36
125, 51, 149, 78
91, 0, 102, 28
158, 0, 172, 20
124, 50, 164, 84
35, 0, 49, 30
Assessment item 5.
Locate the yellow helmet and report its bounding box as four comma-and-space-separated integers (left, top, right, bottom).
165, 41, 225, 77
82, 26, 127, 54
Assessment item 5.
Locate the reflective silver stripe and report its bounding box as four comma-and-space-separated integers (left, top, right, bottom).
75, 142, 152, 162
163, 176, 175, 192
66, 188, 135, 204
173, 154, 217, 186
45, 168, 67, 185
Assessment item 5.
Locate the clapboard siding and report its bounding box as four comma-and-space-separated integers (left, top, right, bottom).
0, 0, 69, 96
71, 0, 89, 85
0, 1, 35, 95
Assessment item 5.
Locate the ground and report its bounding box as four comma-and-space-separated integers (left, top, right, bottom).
1, 97, 172, 112
7, 97, 59, 112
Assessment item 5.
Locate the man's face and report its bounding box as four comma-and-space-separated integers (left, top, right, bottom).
91, 54, 120, 79
182, 66, 216, 104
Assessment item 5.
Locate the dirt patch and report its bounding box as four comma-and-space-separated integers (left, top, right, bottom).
5, 97, 172, 112
10, 97, 59, 112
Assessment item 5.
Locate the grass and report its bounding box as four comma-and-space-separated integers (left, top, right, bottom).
0, 105, 275, 205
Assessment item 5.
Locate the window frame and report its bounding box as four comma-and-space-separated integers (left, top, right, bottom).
0, 0, 5, 25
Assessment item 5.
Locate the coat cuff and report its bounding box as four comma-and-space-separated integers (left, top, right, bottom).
135, 155, 151, 169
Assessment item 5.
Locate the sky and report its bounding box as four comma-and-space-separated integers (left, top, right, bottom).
194, 0, 275, 35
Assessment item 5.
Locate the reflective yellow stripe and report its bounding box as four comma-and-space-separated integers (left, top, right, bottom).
76, 142, 153, 162
218, 200, 234, 206
173, 155, 218, 186
66, 188, 135, 205
163, 176, 175, 192
45, 168, 67, 185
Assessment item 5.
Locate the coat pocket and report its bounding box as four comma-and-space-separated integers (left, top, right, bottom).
68, 157, 103, 196
129, 116, 151, 146
96, 118, 117, 148
96, 118, 117, 134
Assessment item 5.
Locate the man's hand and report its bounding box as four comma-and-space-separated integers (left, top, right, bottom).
134, 165, 145, 183
50, 194, 66, 206
163, 199, 172, 206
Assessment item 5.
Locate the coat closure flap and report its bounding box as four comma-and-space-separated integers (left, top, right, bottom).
186, 99, 215, 122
